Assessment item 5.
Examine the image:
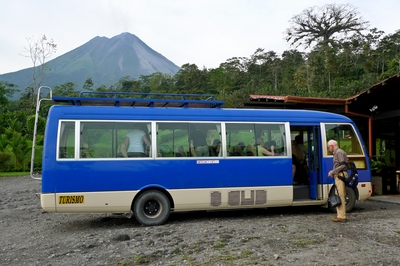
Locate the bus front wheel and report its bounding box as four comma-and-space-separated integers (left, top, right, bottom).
133, 190, 171, 226
328, 186, 356, 213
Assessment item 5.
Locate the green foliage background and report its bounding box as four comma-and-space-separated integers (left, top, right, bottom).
0, 8, 399, 172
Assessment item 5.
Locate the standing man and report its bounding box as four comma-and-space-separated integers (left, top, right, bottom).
327, 139, 348, 222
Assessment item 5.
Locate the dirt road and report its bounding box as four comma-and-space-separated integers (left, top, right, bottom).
1, 176, 400, 265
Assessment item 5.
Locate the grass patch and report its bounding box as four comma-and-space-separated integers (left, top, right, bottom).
214, 239, 227, 250
210, 250, 256, 264
117, 254, 151, 265
240, 250, 254, 258
0, 172, 30, 177
293, 238, 324, 247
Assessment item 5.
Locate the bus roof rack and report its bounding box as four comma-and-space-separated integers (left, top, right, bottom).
52, 91, 225, 108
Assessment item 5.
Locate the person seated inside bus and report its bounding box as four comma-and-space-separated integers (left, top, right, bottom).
175, 145, 187, 157
124, 124, 151, 157
256, 138, 274, 156
189, 127, 209, 157
210, 139, 222, 157
295, 135, 307, 164
265, 140, 280, 156
292, 140, 309, 185
229, 142, 245, 156
245, 144, 256, 156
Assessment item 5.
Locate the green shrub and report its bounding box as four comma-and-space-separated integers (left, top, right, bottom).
0, 152, 13, 172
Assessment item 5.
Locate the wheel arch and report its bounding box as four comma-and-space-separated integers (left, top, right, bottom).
131, 186, 174, 211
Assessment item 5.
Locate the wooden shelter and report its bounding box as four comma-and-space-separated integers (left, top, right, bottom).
243, 73, 400, 165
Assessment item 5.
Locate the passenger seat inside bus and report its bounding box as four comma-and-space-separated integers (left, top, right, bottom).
229, 143, 244, 156
175, 145, 187, 157
245, 144, 255, 156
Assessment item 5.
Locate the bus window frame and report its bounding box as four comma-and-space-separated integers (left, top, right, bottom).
57, 120, 292, 160
225, 121, 290, 158
57, 120, 155, 161
56, 119, 80, 162
321, 122, 366, 158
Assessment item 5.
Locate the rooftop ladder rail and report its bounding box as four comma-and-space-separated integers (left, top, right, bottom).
30, 86, 53, 180
52, 91, 225, 108
79, 91, 218, 100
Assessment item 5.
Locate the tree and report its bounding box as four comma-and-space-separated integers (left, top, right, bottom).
0, 82, 17, 110
376, 30, 400, 77
115, 76, 142, 93
8, 133, 31, 171
247, 49, 280, 91
0, 134, 8, 153
218, 57, 249, 95
53, 82, 78, 97
279, 50, 305, 94
209, 67, 230, 100
83, 77, 94, 91
22, 35, 57, 106
26, 114, 46, 139
5, 118, 25, 138
286, 4, 369, 93
174, 64, 211, 95
285, 4, 368, 49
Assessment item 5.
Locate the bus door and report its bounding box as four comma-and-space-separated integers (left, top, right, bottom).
308, 126, 322, 200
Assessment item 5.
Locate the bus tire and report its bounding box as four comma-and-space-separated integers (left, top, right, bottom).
328, 186, 356, 213
344, 187, 356, 212
133, 190, 171, 226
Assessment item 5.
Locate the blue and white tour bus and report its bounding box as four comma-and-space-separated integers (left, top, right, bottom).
30, 89, 372, 226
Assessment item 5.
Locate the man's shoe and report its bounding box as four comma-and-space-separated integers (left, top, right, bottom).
332, 217, 347, 222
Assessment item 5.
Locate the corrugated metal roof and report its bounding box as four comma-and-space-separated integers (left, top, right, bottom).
249, 95, 348, 105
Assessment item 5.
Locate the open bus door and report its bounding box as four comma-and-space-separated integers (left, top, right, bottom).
308, 126, 321, 200
292, 125, 323, 202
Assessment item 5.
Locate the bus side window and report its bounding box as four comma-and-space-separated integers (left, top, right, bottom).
226, 122, 287, 157
58, 121, 75, 159
188, 123, 221, 157
226, 123, 255, 157
325, 124, 363, 156
156, 122, 189, 158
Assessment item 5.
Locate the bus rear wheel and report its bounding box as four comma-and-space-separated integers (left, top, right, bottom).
328, 186, 356, 213
344, 187, 356, 212
133, 190, 171, 226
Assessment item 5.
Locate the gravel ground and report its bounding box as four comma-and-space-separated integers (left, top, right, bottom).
1, 175, 400, 266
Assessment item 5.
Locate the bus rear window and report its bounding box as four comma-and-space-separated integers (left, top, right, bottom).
58, 121, 75, 159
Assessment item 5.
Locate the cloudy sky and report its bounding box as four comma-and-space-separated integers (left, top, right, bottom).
1, 0, 399, 75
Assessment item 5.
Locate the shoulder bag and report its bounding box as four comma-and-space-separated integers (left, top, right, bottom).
329, 185, 342, 207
